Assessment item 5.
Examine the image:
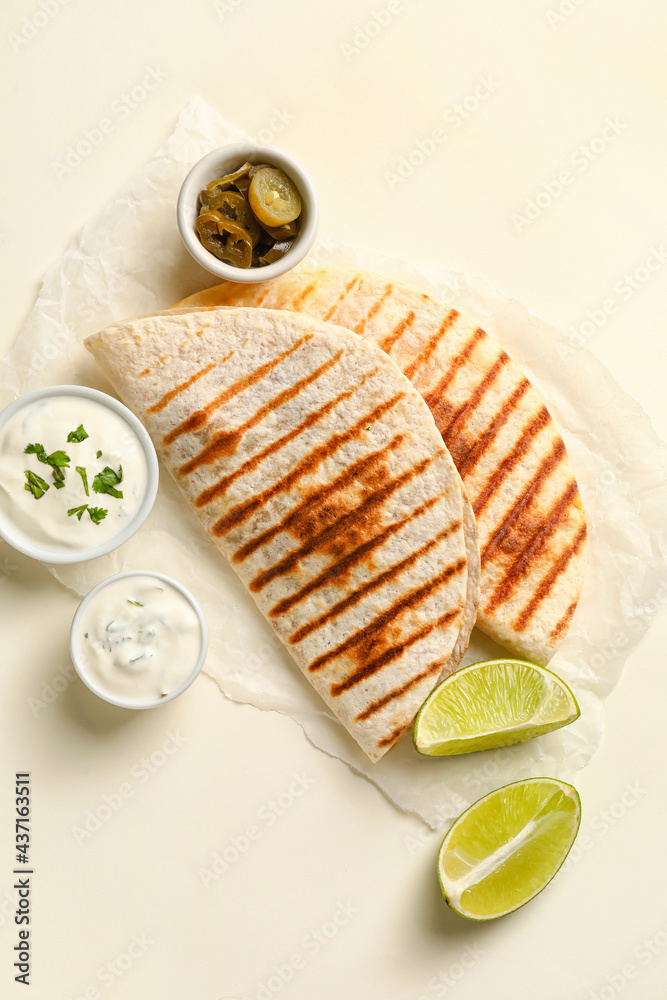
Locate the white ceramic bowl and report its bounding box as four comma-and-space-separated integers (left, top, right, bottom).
0, 385, 159, 564
177, 142, 319, 282
70, 570, 208, 710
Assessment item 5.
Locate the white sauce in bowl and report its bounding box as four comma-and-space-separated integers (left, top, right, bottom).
0, 394, 148, 554
72, 574, 205, 705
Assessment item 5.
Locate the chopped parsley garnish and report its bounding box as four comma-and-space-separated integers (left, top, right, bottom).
67, 425, 89, 443
25, 443, 70, 468
127, 600, 144, 607
25, 442, 70, 488
45, 450, 70, 467
67, 503, 108, 525
24, 470, 50, 499
87, 506, 108, 525
23, 432, 122, 527
24, 442, 47, 463
76, 466, 89, 496
92, 465, 123, 499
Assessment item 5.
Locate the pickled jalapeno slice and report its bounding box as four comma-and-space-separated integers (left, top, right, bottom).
195, 211, 253, 267
248, 167, 302, 227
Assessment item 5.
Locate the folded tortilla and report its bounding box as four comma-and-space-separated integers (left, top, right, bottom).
179, 271, 587, 665
86, 307, 472, 760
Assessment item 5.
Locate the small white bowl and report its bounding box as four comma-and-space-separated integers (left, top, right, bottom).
70, 570, 208, 710
0, 385, 158, 564
177, 142, 319, 283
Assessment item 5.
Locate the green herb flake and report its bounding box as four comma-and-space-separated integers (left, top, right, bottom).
127, 600, 144, 607
46, 450, 70, 467
24, 470, 50, 499
67, 425, 89, 443
92, 465, 123, 499
25, 442, 70, 489
24, 442, 47, 463
51, 465, 66, 488
68, 504, 88, 521
96, 450, 102, 459
87, 506, 108, 525
84, 633, 88, 639
76, 466, 89, 496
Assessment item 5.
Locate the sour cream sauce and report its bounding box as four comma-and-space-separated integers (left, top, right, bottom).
73, 575, 203, 704
0, 394, 147, 553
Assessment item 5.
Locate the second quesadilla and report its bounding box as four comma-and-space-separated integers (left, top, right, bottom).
178, 270, 587, 665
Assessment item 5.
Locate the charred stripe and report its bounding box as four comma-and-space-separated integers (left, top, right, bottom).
308, 561, 466, 673
288, 519, 463, 644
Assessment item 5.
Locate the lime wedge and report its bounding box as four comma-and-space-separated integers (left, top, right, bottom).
438, 777, 581, 920
414, 658, 579, 756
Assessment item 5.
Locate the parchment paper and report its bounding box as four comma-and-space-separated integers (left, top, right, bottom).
2, 96, 666, 827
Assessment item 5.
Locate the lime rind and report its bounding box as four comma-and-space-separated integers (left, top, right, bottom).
438, 777, 581, 921
414, 658, 580, 756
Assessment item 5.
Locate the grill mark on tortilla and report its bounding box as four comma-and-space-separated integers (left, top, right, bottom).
472, 405, 550, 517
323, 275, 360, 321
255, 287, 272, 306
457, 378, 531, 478
267, 482, 444, 613
163, 334, 313, 444
549, 599, 579, 642
232, 433, 405, 562
138, 367, 151, 377
354, 284, 393, 334
194, 367, 379, 508
178, 349, 344, 475
480, 439, 566, 567
288, 520, 463, 644
355, 658, 446, 722
212, 393, 405, 538
442, 352, 509, 439
379, 310, 416, 353
308, 561, 466, 674
290, 282, 316, 309
376, 725, 406, 750
148, 360, 220, 414
329, 607, 462, 695
403, 310, 459, 381
514, 524, 587, 632
423, 328, 485, 420
483, 479, 578, 614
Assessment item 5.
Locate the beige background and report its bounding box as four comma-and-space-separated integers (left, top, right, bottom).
1, 1, 667, 998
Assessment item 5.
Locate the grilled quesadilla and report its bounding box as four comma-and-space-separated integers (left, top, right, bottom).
86, 307, 473, 761
179, 271, 587, 665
